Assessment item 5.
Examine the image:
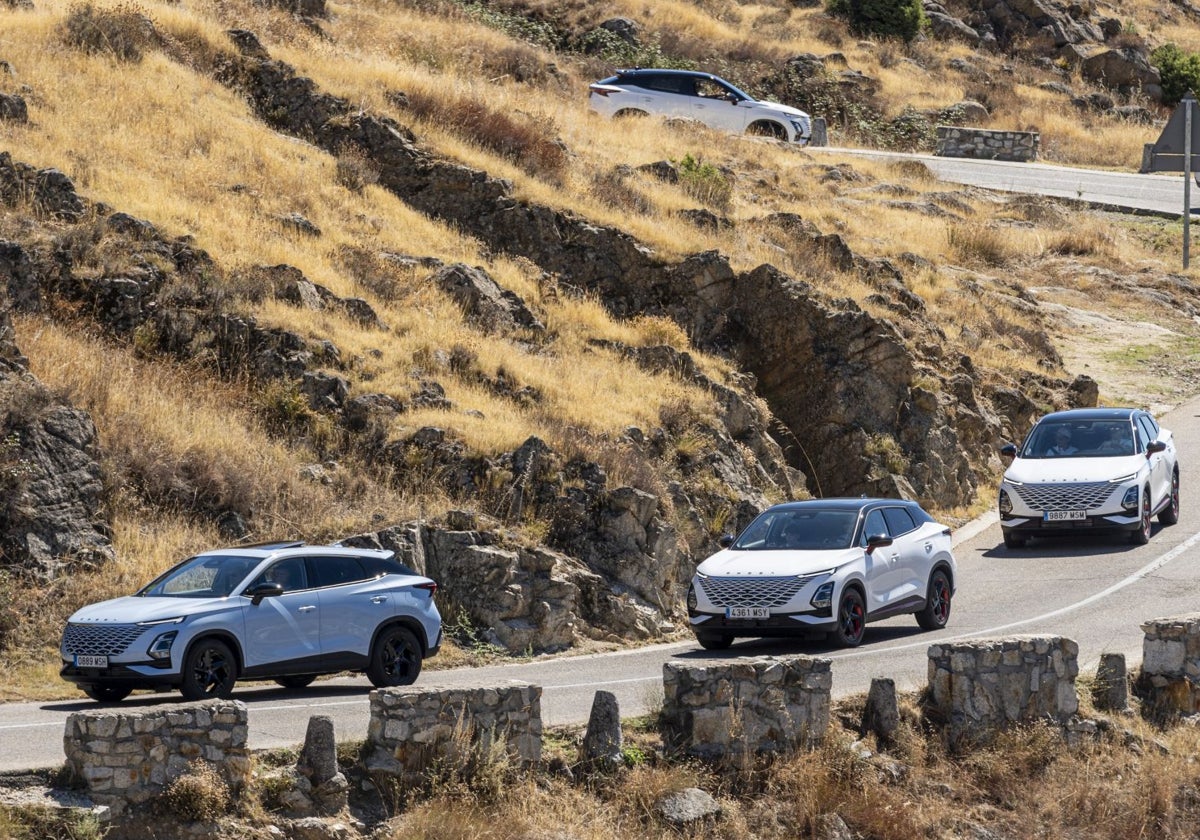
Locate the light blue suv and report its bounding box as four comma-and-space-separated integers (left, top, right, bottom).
60, 541, 442, 703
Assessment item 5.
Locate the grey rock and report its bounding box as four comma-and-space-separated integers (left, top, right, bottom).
0, 93, 27, 123
657, 787, 721, 825
580, 690, 623, 771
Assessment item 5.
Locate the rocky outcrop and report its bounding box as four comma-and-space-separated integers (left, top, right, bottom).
0, 276, 112, 577
203, 34, 1034, 509
1081, 48, 1163, 101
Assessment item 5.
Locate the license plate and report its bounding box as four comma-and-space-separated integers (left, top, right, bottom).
726, 607, 770, 619
1045, 510, 1087, 522
75, 655, 108, 669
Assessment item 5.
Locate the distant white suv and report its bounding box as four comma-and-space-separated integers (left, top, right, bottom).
588, 69, 812, 144
60, 541, 442, 702
999, 408, 1180, 548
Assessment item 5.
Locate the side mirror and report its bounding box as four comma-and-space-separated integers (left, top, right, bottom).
864, 533, 893, 554
1000, 443, 1017, 459
1147, 440, 1167, 457
718, 534, 735, 548
248, 581, 284, 605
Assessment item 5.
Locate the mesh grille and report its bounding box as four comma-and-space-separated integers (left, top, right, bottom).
1012, 482, 1119, 512
62, 623, 146, 657
699, 575, 814, 609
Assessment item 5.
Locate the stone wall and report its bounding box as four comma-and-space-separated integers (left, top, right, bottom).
927, 636, 1078, 746
661, 655, 831, 761
1137, 614, 1200, 716
364, 682, 542, 779
936, 126, 1039, 162
63, 699, 250, 813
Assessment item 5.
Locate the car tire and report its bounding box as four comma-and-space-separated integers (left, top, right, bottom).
696, 633, 733, 651
367, 626, 422, 688
1159, 469, 1180, 526
614, 109, 648, 119
83, 684, 131, 703
180, 638, 238, 701
835, 587, 866, 648
1130, 488, 1152, 545
1002, 529, 1027, 549
274, 675, 317, 690
915, 569, 952, 631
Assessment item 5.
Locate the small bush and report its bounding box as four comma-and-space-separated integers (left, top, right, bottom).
62, 2, 158, 62
160, 762, 231, 822
675, 154, 732, 210
1151, 43, 1200, 107
335, 144, 381, 193
826, 0, 926, 42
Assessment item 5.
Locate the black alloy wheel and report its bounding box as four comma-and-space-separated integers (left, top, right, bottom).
367, 626, 422, 688
836, 588, 866, 647
180, 638, 238, 701
916, 569, 952, 631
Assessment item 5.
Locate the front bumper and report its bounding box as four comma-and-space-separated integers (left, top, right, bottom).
689, 609, 835, 637
60, 662, 180, 691
1000, 511, 1141, 535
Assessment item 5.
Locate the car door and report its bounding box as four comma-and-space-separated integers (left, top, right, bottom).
691, 77, 745, 133
860, 508, 901, 614
635, 73, 699, 120
240, 557, 322, 673
881, 506, 928, 606
1142, 412, 1171, 506
310, 555, 395, 669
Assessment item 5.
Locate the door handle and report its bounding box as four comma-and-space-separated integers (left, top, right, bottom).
370, 596, 387, 604
297, 605, 316, 613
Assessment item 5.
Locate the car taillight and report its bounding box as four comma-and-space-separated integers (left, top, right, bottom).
415, 582, 438, 598
589, 86, 610, 97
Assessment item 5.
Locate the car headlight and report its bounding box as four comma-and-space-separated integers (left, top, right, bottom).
137, 616, 185, 626
1109, 473, 1137, 485
1122, 486, 1139, 510
998, 489, 1012, 515
147, 630, 178, 660
811, 581, 835, 610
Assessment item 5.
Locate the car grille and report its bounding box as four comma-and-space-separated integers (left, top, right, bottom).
62, 623, 146, 657
1011, 481, 1117, 512
698, 575, 814, 608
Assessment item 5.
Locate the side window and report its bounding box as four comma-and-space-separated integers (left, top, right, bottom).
359, 555, 413, 578
882, 507, 917, 536
248, 557, 308, 593
309, 555, 369, 588
1137, 415, 1157, 444
1133, 418, 1151, 452
860, 509, 888, 546
695, 78, 728, 99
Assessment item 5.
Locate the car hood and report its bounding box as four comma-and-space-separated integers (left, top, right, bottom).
67, 595, 234, 624
1004, 455, 1145, 484
696, 547, 859, 577
751, 99, 809, 119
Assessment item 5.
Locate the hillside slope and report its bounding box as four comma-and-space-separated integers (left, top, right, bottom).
1, 0, 1199, 695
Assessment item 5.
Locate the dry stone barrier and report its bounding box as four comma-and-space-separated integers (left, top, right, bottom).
63, 699, 250, 814
661, 655, 831, 762
927, 636, 1079, 747
1137, 614, 1200, 717
936, 126, 1039, 162
364, 682, 542, 780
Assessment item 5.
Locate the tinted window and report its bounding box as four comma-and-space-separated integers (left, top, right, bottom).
1133, 419, 1151, 451
861, 510, 888, 545
629, 73, 694, 94
882, 507, 917, 536
359, 555, 415, 578
1136, 415, 1157, 445
309, 555, 369, 588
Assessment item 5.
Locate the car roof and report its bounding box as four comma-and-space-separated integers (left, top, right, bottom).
615, 68, 717, 79
196, 542, 394, 560
764, 498, 924, 513
1037, 407, 1140, 423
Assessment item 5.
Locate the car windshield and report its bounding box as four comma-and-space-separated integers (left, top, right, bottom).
733, 509, 858, 550
1021, 420, 1136, 459
137, 555, 259, 598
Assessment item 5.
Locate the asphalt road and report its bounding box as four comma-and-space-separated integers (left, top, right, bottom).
3, 394, 1200, 772
817, 147, 1195, 218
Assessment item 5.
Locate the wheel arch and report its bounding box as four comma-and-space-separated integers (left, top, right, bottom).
371, 617, 429, 657
746, 119, 787, 139
931, 560, 955, 594
182, 630, 245, 675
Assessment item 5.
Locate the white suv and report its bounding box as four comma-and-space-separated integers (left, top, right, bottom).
588, 69, 812, 144
999, 408, 1180, 548
60, 541, 442, 702
687, 498, 956, 649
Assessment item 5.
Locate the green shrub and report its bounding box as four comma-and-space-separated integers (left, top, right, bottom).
1151, 43, 1200, 107
826, 0, 925, 42
674, 154, 732, 210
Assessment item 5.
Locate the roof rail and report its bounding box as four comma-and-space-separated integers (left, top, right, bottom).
234, 540, 306, 550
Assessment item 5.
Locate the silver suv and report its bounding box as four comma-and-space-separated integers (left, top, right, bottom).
588, 69, 812, 144
60, 541, 442, 702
